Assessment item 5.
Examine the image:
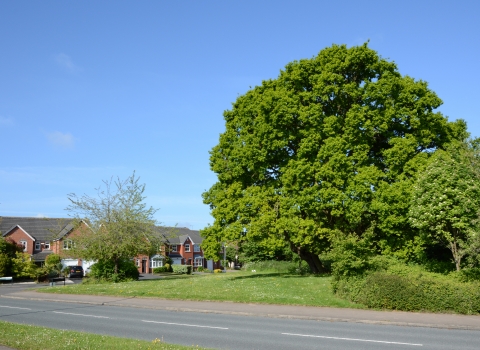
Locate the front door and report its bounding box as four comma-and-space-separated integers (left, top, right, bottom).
141, 259, 147, 273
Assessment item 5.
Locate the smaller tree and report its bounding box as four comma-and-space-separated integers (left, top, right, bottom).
0, 238, 22, 276
66, 172, 162, 276
11, 252, 37, 278
409, 144, 480, 271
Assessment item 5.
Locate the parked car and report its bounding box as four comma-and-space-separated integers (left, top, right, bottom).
68, 266, 84, 278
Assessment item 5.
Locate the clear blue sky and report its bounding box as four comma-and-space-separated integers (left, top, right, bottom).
1, 1, 479, 229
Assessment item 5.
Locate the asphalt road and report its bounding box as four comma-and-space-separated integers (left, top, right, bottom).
1, 296, 479, 350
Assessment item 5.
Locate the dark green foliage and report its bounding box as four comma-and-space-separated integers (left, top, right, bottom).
457, 268, 480, 282
359, 272, 480, 314
171, 265, 192, 274
334, 260, 480, 314
153, 266, 171, 273
321, 233, 377, 277
237, 241, 293, 264
196, 266, 205, 272
202, 42, 464, 273
0, 254, 10, 277
225, 246, 237, 263
89, 260, 139, 282
0, 238, 21, 276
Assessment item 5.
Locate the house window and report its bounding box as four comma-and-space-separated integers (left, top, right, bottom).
35, 242, 41, 251
136, 259, 140, 267
20, 241, 27, 252
45, 242, 50, 250
194, 244, 200, 252
63, 240, 73, 250
171, 245, 177, 252
150, 257, 164, 268
185, 244, 190, 252
194, 257, 203, 267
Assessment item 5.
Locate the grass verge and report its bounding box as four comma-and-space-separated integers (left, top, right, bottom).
0, 320, 208, 350
39, 272, 360, 308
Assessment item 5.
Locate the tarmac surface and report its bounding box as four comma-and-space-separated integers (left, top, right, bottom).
1, 278, 480, 349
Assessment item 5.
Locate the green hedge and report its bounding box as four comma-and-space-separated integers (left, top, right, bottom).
172, 265, 192, 274
153, 266, 170, 273
336, 271, 480, 314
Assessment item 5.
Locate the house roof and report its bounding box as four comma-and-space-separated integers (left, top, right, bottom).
0, 217, 202, 246
157, 227, 203, 245
0, 216, 74, 241
31, 250, 53, 262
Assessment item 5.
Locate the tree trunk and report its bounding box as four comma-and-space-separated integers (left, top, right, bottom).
450, 241, 462, 272
285, 232, 325, 274
298, 248, 325, 274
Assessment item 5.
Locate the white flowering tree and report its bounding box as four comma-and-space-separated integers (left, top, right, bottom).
409, 144, 480, 271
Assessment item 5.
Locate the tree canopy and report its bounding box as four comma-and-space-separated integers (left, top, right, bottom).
201, 43, 466, 273
409, 142, 480, 271
67, 172, 161, 275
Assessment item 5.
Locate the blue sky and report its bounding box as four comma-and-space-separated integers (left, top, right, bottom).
1, 1, 479, 229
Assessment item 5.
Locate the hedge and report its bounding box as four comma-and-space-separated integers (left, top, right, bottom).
172, 265, 192, 274
336, 271, 480, 314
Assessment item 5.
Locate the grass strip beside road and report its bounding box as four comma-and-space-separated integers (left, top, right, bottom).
0, 321, 208, 350
40, 272, 361, 309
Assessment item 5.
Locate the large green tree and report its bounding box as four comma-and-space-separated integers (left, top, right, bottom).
202, 43, 466, 273
409, 143, 480, 271
67, 172, 161, 275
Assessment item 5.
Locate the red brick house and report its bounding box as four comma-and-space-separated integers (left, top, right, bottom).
135, 227, 220, 274
0, 216, 89, 269
1, 217, 219, 275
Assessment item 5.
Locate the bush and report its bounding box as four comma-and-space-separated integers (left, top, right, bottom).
153, 266, 171, 273
62, 266, 71, 277
0, 253, 11, 277
456, 267, 480, 282
213, 269, 223, 273
89, 260, 139, 282
358, 272, 480, 314
171, 265, 192, 274
203, 268, 212, 273
196, 266, 205, 272
45, 254, 61, 267
11, 252, 37, 279
334, 261, 480, 314
164, 263, 172, 272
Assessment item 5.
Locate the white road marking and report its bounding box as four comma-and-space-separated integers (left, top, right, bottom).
52, 311, 110, 319
0, 305, 31, 310
282, 333, 423, 346
142, 320, 228, 330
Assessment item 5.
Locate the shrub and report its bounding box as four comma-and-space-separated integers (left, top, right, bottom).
357, 271, 480, 314
456, 267, 480, 282
45, 254, 61, 267
203, 268, 212, 273
334, 261, 480, 314
153, 266, 171, 273
243, 260, 301, 274
213, 269, 223, 273
164, 263, 172, 272
62, 266, 71, 277
0, 253, 11, 277
171, 265, 192, 274
89, 260, 139, 282
196, 266, 205, 272
11, 252, 37, 279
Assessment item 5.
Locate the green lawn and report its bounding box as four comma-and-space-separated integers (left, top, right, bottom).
40, 272, 360, 308
0, 321, 208, 350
